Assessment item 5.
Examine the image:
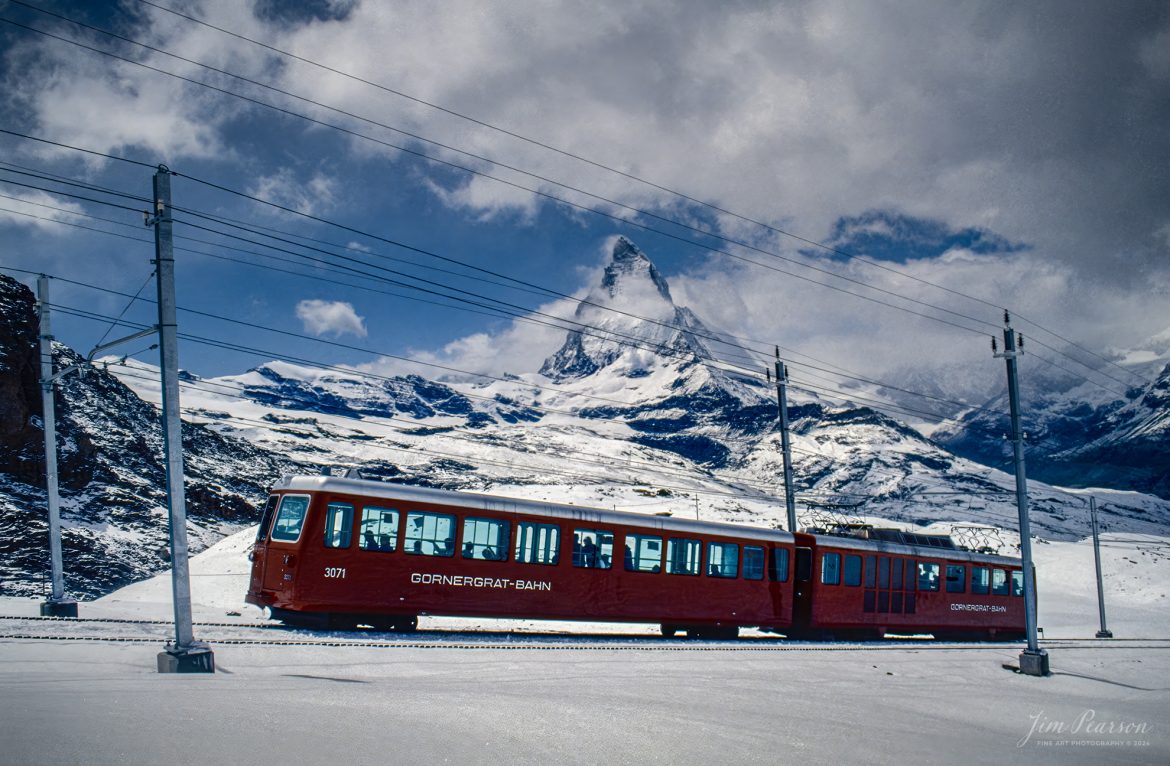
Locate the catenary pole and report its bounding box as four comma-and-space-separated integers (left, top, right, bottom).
772, 347, 798, 533
36, 276, 77, 617
1090, 497, 1113, 639
152, 166, 214, 673
993, 312, 1048, 676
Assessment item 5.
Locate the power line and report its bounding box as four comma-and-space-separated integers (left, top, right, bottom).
0, 164, 1139, 419
2, 12, 1146, 392
124, 0, 1148, 388
0, 15, 1006, 340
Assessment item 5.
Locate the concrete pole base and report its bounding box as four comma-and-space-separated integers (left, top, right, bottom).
1018, 648, 1050, 677
40, 599, 78, 618
157, 643, 215, 674
1095, 629, 1114, 639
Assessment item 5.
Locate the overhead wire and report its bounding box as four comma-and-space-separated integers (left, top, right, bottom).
120, 0, 1150, 387
0, 12, 1008, 341
1, 161, 1011, 420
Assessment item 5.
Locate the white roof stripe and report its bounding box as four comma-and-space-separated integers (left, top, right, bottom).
276, 475, 796, 544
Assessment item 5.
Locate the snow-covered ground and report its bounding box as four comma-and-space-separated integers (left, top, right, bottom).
2, 527, 1168, 764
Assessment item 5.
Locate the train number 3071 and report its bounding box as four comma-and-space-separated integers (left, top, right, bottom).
324, 567, 347, 579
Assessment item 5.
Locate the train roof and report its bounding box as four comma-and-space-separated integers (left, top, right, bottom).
274, 474, 796, 545
812, 532, 1022, 566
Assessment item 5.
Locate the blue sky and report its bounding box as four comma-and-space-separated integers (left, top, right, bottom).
1, 0, 1168, 400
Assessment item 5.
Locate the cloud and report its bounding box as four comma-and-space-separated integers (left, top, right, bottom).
249, 169, 338, 216
358, 294, 583, 380
266, 0, 1169, 283
296, 299, 367, 338
4, 0, 1167, 386
0, 189, 87, 231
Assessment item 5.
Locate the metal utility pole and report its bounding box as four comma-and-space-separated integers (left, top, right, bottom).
992, 312, 1048, 676
1090, 497, 1113, 639
769, 347, 798, 533
36, 276, 78, 618
151, 166, 213, 673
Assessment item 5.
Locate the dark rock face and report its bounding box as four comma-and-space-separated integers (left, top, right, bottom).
0, 275, 298, 599
936, 364, 1170, 500
0, 276, 43, 484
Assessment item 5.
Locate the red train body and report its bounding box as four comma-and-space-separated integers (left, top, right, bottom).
245, 475, 1026, 640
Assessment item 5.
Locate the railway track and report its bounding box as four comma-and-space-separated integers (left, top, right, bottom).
2, 615, 1167, 652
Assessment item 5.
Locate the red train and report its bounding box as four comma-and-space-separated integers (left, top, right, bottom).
245, 475, 1027, 640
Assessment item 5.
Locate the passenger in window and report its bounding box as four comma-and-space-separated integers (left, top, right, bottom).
582, 538, 598, 568
378, 534, 392, 551
624, 545, 634, 570
463, 542, 476, 557
483, 546, 498, 561
363, 529, 377, 549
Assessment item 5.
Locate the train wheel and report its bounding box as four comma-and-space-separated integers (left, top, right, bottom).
369, 615, 418, 632
686, 625, 739, 640
326, 613, 359, 631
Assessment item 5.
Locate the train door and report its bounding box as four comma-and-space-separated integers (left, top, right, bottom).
791, 545, 814, 633
248, 495, 279, 597
261, 494, 312, 599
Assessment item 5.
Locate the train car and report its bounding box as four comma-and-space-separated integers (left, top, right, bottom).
246, 474, 799, 638
796, 532, 1028, 640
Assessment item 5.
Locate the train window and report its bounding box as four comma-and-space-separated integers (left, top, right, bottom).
270, 495, 310, 542
359, 507, 399, 552
864, 556, 876, 588
462, 518, 510, 562
905, 562, 917, 592
323, 502, 353, 549
821, 553, 841, 585
516, 522, 560, 565
971, 567, 990, 595
991, 568, 1009, 595
405, 512, 456, 557
624, 534, 662, 573
667, 538, 702, 576
891, 559, 904, 590
843, 555, 861, 587
572, 529, 613, 569
878, 557, 890, 589
708, 542, 739, 578
743, 546, 765, 581
795, 548, 813, 582
1011, 570, 1024, 597
256, 496, 279, 542
917, 562, 940, 592
769, 548, 789, 582
946, 565, 966, 593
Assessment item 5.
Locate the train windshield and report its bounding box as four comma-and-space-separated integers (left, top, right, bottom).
270, 495, 310, 542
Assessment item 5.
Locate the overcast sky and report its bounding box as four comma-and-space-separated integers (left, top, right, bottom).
1, 0, 1167, 405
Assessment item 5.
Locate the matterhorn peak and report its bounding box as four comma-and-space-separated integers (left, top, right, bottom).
600, 236, 674, 304
539, 237, 714, 382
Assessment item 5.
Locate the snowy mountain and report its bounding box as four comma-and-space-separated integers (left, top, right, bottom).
931, 351, 1170, 500
0, 275, 297, 598
4, 239, 1170, 600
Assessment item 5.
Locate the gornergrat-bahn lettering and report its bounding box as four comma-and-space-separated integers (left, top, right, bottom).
246, 475, 1028, 640
412, 573, 552, 591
